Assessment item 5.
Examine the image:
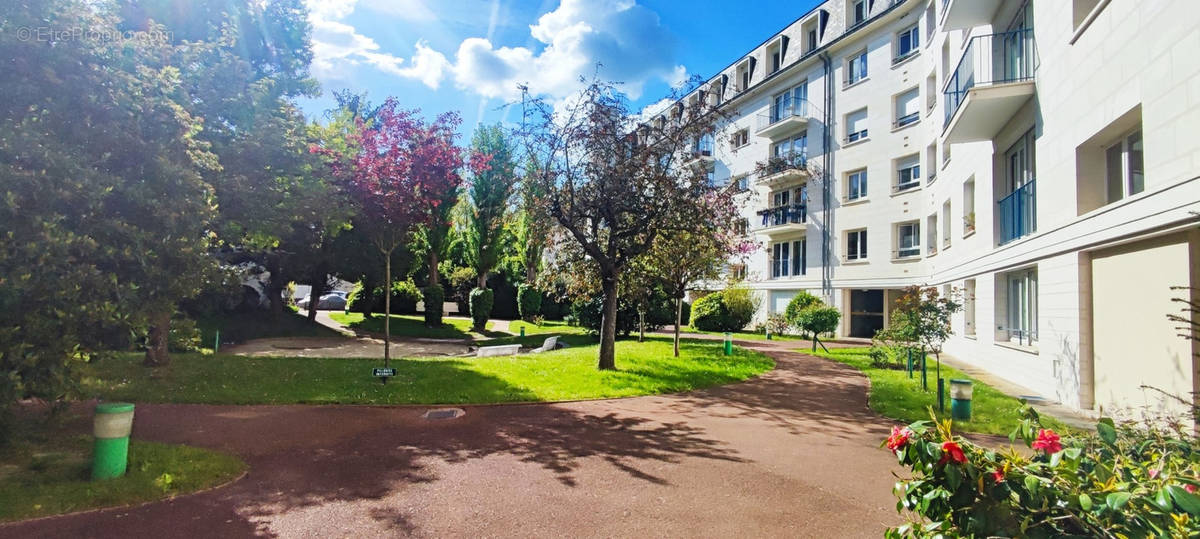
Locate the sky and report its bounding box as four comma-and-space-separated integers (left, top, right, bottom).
299, 0, 821, 132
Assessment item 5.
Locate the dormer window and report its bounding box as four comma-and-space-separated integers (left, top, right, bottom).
766, 36, 789, 75
853, 0, 867, 26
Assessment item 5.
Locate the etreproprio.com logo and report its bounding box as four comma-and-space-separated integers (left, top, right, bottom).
12, 26, 173, 43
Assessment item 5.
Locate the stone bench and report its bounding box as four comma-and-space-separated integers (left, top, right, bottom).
476, 344, 521, 357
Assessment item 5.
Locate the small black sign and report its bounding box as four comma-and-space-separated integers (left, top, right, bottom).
373, 368, 397, 377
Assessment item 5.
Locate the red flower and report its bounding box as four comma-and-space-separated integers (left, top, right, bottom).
1031, 429, 1063, 454
1187, 484, 1197, 494
1149, 469, 1160, 479
991, 469, 1005, 484
885, 426, 912, 453
939, 441, 967, 465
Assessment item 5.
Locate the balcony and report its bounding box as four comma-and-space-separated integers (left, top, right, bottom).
943, 29, 1037, 143
941, 0, 1004, 31
752, 152, 809, 188
754, 204, 807, 237
756, 98, 811, 140
998, 179, 1036, 244
682, 137, 715, 167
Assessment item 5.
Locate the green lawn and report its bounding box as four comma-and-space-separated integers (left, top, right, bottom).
329, 312, 495, 339
506, 319, 587, 337
675, 325, 809, 342
79, 337, 773, 405
811, 347, 1068, 435
196, 310, 341, 346
0, 413, 245, 522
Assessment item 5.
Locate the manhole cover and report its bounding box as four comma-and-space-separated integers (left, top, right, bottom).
422, 408, 465, 420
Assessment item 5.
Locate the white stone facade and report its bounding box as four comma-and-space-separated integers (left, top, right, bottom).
663, 0, 1200, 417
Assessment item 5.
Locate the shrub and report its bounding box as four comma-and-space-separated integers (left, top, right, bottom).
783, 291, 821, 327
570, 296, 638, 336
764, 314, 791, 336
690, 293, 732, 332
422, 285, 444, 327
167, 316, 201, 352
721, 287, 758, 331
347, 280, 423, 315
794, 306, 840, 350
517, 283, 542, 321
469, 287, 494, 330
886, 407, 1200, 538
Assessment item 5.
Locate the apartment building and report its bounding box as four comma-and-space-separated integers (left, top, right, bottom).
662, 0, 1200, 420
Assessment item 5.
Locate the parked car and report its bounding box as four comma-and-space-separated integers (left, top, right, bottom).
297, 292, 347, 311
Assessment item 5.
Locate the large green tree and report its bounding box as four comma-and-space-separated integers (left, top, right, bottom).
465, 125, 517, 289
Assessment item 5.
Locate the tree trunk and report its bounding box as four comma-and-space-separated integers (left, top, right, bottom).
265, 254, 286, 316
674, 296, 683, 357
638, 309, 645, 343
306, 273, 326, 322
143, 310, 172, 367
597, 273, 618, 370
384, 249, 392, 366
428, 250, 440, 287
477, 270, 488, 290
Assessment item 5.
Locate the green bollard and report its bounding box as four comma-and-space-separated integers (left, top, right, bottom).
213, 329, 220, 354
906, 349, 913, 378
724, 332, 732, 356
520, 325, 526, 337
765, 329, 772, 340
92, 402, 135, 480
937, 377, 945, 413
950, 379, 974, 420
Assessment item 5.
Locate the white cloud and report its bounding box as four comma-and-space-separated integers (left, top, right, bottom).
306, 0, 684, 102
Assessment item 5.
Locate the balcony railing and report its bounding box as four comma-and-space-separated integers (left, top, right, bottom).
943, 28, 1037, 128
753, 151, 807, 180
688, 137, 714, 158
894, 111, 920, 128
756, 204, 807, 228
756, 98, 811, 132
998, 179, 1036, 244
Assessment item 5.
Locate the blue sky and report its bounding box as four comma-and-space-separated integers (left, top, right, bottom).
300, 0, 820, 131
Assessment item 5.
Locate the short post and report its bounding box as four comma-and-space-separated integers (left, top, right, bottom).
765, 328, 772, 340
920, 351, 928, 391
950, 379, 974, 420
937, 377, 945, 413
213, 330, 220, 354
520, 325, 526, 337
723, 332, 732, 356
906, 349, 913, 378
92, 403, 135, 480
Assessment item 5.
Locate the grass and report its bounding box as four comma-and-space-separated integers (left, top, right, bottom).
506, 319, 587, 337
811, 347, 1069, 436
0, 413, 245, 522
329, 312, 496, 339
196, 311, 341, 345
78, 336, 773, 405
675, 325, 810, 342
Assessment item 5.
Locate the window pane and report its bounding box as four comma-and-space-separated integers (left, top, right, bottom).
847, 232, 858, 258
1105, 143, 1124, 203
1127, 131, 1144, 195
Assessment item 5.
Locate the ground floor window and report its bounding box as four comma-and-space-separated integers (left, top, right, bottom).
771, 242, 790, 278
846, 229, 867, 260
1002, 267, 1038, 346
792, 239, 807, 276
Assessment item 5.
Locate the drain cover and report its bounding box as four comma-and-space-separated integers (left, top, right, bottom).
422, 408, 464, 420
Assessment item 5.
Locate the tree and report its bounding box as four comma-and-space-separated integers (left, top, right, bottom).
333, 100, 465, 365
516, 79, 726, 370
412, 173, 461, 327
466, 125, 518, 289
794, 307, 841, 352
889, 285, 963, 390
513, 159, 553, 285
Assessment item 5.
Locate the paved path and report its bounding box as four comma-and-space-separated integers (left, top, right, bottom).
2, 341, 905, 538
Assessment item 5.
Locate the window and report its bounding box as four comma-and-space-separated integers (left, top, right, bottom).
771, 52, 781, 73
962, 177, 976, 235
1000, 129, 1036, 243
941, 200, 952, 248
1104, 129, 1144, 203
730, 129, 749, 148
730, 264, 746, 281
896, 221, 920, 258
895, 154, 920, 191
792, 239, 807, 276
925, 143, 937, 183
735, 175, 749, 192
846, 229, 868, 260
846, 50, 868, 85
846, 108, 868, 142
926, 215, 938, 255
894, 87, 920, 128
924, 3, 936, 43
895, 25, 919, 61
771, 242, 791, 278
852, 0, 867, 26
771, 83, 807, 122
807, 29, 818, 52
925, 73, 937, 113
1001, 267, 1038, 346
963, 279, 976, 336
774, 133, 807, 160
847, 169, 868, 201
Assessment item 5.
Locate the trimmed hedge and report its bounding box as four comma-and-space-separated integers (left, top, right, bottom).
422, 285, 444, 327
469, 287, 494, 330
517, 283, 542, 321
690, 289, 754, 332
347, 280, 422, 315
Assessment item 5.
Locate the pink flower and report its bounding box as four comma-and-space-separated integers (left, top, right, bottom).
1031, 429, 1063, 454
991, 469, 1005, 484
939, 441, 967, 465
1149, 469, 1160, 479
885, 426, 912, 453
1187, 484, 1197, 494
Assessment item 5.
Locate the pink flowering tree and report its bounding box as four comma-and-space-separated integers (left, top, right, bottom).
334, 99, 467, 365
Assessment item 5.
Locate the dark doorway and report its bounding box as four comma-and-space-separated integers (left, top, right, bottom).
849, 289, 884, 338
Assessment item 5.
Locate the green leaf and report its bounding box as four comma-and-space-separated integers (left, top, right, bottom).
1106, 491, 1131, 511
1154, 488, 1172, 512
1079, 493, 1092, 511
1096, 418, 1117, 446
1168, 485, 1200, 516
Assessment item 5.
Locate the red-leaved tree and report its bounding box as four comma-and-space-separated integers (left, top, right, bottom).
326, 98, 466, 365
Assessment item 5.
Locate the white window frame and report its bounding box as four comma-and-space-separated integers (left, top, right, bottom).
895, 156, 921, 191
1003, 267, 1038, 346
847, 169, 868, 201
846, 229, 868, 261
1104, 128, 1144, 204
896, 221, 921, 258
895, 24, 919, 61
846, 50, 868, 85
894, 87, 920, 128
771, 242, 791, 278
846, 108, 868, 142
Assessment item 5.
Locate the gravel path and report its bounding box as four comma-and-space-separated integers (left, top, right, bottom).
2, 340, 905, 538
